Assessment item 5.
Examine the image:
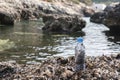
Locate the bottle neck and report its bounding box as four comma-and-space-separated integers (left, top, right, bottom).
77, 42, 83, 46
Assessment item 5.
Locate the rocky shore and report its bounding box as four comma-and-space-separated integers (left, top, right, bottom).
42, 14, 86, 33
0, 54, 120, 80
90, 2, 120, 32
0, 0, 94, 25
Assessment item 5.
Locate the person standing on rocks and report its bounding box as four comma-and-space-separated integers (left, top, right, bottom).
74, 37, 85, 72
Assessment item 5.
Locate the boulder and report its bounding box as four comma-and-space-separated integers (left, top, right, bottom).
38, 1, 94, 16
90, 12, 106, 23
90, 3, 120, 31
0, 0, 94, 25
42, 14, 86, 33
20, 9, 41, 20
0, 2, 19, 25
104, 6, 114, 12
83, 7, 95, 17
103, 3, 120, 30
0, 12, 15, 25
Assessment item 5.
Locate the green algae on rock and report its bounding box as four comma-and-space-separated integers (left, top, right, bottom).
0, 39, 15, 51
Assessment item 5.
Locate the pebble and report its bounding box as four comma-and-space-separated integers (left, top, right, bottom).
0, 54, 120, 79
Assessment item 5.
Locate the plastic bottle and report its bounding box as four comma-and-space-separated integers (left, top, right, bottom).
74, 37, 85, 72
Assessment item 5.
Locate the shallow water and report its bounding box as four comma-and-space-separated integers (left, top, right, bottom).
0, 18, 120, 64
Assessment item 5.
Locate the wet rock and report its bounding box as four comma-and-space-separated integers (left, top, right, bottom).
42, 14, 86, 33
116, 53, 120, 59
0, 12, 15, 25
90, 12, 106, 23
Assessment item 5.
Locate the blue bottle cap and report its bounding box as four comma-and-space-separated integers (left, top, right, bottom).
77, 37, 83, 43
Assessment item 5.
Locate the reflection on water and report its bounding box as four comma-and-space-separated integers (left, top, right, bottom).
0, 18, 120, 64
83, 18, 120, 56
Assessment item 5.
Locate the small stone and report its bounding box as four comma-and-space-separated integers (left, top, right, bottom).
116, 53, 120, 59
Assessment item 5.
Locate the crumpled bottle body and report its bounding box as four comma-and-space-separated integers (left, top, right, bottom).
75, 43, 85, 71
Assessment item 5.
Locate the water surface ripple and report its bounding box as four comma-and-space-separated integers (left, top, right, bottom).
0, 18, 120, 64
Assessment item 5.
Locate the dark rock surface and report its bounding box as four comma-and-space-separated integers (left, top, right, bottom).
0, 62, 16, 79
90, 12, 106, 23
0, 12, 15, 25
90, 3, 120, 31
103, 3, 120, 31
116, 53, 120, 59
42, 14, 86, 33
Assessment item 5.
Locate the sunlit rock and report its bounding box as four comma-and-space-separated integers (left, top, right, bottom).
0, 0, 95, 25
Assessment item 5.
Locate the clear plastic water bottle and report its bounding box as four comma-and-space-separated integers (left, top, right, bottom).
74, 37, 85, 72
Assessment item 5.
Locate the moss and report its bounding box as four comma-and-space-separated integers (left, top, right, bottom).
0, 39, 15, 51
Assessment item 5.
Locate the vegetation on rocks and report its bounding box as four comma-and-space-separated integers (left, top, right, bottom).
0, 39, 15, 51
